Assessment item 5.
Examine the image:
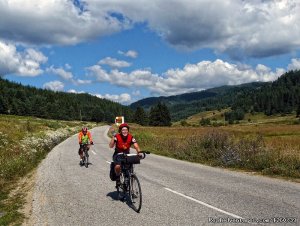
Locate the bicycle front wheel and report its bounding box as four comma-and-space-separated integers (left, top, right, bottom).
129, 174, 142, 212
85, 154, 89, 168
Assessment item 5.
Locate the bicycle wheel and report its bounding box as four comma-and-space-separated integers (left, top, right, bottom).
85, 151, 89, 168
81, 155, 85, 166
129, 174, 142, 212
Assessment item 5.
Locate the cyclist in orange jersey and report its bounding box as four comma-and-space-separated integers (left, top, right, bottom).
78, 127, 93, 165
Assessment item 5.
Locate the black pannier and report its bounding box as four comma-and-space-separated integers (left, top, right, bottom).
109, 162, 117, 181
126, 155, 140, 164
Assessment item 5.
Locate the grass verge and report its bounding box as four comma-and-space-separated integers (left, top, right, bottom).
0, 114, 97, 225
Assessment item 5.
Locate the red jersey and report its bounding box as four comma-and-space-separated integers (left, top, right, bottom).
114, 133, 136, 153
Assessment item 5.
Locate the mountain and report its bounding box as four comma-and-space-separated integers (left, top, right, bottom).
130, 82, 266, 121
130, 70, 300, 121
0, 78, 133, 122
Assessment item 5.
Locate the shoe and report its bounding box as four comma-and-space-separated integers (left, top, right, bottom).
80, 160, 83, 165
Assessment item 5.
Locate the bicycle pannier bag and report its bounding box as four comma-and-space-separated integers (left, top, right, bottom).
109, 162, 117, 181
126, 155, 140, 164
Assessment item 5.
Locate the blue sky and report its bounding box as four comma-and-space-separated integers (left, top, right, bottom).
1, 0, 300, 105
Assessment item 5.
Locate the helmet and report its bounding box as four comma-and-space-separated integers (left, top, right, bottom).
118, 123, 129, 133
82, 127, 88, 133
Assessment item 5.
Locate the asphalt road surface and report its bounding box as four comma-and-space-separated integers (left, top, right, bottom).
29, 126, 300, 225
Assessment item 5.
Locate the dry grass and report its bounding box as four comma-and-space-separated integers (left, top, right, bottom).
180, 110, 299, 126
131, 123, 300, 179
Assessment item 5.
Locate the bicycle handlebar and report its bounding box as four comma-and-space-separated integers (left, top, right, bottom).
114, 151, 150, 163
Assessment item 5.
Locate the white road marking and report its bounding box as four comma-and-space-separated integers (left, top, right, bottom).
106, 161, 111, 164
164, 187, 243, 219
91, 150, 97, 155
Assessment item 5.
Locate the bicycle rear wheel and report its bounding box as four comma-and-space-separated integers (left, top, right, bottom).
129, 174, 142, 212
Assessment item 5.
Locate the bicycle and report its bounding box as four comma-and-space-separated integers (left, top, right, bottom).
114, 151, 150, 212
80, 144, 92, 168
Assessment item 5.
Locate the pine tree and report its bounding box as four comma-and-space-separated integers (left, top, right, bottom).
134, 106, 148, 126
149, 102, 171, 126
160, 102, 171, 126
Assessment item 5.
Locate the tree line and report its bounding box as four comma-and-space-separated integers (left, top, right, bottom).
0, 78, 133, 123
0, 78, 172, 126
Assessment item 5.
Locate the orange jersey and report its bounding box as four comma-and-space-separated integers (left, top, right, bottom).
78, 131, 93, 144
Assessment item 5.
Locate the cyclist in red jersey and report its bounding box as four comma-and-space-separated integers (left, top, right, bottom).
109, 123, 141, 184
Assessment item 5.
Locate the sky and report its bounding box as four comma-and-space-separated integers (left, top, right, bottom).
1, 0, 300, 105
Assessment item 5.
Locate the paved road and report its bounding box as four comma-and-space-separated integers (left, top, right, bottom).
29, 126, 300, 225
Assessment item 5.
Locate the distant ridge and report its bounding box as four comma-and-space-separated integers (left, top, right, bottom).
130, 70, 300, 121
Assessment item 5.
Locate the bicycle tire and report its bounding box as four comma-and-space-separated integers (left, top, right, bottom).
82, 155, 85, 166
85, 151, 89, 168
129, 174, 142, 212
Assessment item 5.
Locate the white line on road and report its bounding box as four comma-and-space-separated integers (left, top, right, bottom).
106, 161, 111, 164
91, 150, 97, 155
164, 187, 243, 219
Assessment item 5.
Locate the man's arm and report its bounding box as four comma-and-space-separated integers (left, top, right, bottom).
78, 132, 82, 144
88, 131, 93, 144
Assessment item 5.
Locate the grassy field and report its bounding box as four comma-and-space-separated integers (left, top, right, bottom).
174, 110, 300, 126
0, 114, 97, 225
131, 117, 300, 180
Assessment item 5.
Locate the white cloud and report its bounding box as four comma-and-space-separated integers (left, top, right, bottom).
43, 80, 64, 91
67, 88, 132, 104
0, 0, 132, 46
46, 66, 73, 80
2, 1, 300, 59
95, 93, 132, 104
287, 58, 300, 71
118, 50, 138, 58
98, 57, 131, 68
0, 41, 47, 76
88, 58, 285, 96
65, 63, 72, 70
89, 0, 300, 59
46, 66, 92, 85
87, 65, 159, 88
67, 89, 78, 93
75, 79, 92, 85
67, 89, 85, 94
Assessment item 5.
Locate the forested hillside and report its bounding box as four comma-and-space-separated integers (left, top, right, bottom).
131, 82, 266, 121
130, 70, 300, 122
236, 70, 300, 115
0, 78, 133, 122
